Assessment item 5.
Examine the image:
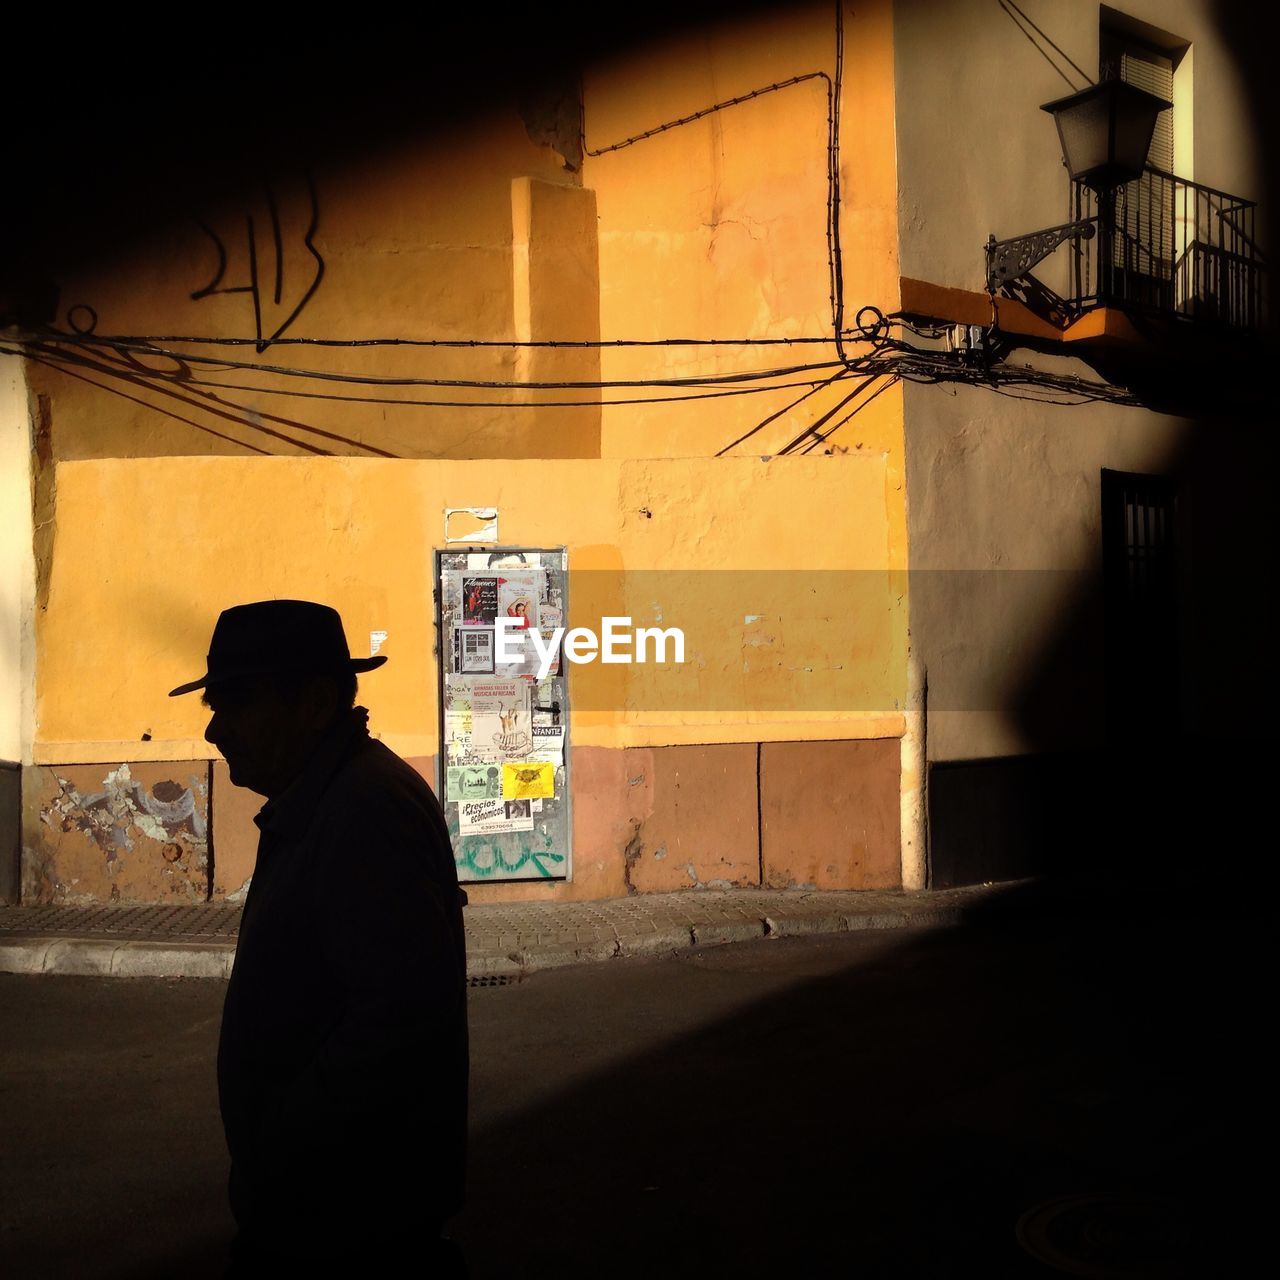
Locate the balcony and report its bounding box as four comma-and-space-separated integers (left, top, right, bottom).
1066, 165, 1266, 332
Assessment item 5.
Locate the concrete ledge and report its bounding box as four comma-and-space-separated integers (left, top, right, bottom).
516, 937, 623, 971
44, 940, 123, 975
112, 942, 235, 979
0, 938, 235, 978
764, 913, 848, 938
844, 909, 912, 930
0, 938, 55, 975
691, 919, 766, 946
901, 907, 965, 929
464, 952, 524, 979
617, 927, 695, 957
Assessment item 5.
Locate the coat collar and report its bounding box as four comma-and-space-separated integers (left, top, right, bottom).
254, 706, 371, 837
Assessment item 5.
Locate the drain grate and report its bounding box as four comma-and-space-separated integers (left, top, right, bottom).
468, 973, 521, 988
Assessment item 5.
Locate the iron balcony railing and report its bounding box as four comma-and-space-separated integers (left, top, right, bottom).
1068, 165, 1266, 330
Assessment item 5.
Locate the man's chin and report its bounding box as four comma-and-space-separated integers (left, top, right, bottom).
225, 763, 268, 796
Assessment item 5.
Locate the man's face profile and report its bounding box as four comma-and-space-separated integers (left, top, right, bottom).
203, 677, 335, 797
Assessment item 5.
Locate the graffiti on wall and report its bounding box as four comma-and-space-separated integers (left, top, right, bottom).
445, 814, 567, 880
191, 174, 325, 351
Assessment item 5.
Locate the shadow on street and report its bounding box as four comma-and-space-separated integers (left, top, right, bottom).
2, 878, 1260, 1278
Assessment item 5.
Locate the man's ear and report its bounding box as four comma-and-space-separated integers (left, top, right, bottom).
301, 674, 343, 729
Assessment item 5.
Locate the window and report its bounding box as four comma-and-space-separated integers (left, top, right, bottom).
1099, 10, 1191, 309
1101, 469, 1178, 737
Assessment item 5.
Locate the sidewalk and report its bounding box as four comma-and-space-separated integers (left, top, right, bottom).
0, 884, 1000, 981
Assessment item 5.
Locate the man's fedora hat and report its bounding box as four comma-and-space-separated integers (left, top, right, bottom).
169, 600, 387, 697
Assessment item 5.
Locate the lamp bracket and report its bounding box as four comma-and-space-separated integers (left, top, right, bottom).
986, 218, 1096, 293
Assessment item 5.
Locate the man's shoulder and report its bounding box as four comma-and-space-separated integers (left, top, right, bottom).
329, 737, 441, 812
313, 738, 456, 878
345, 735, 431, 783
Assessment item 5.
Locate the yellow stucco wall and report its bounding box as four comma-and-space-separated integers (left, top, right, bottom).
586, 0, 903, 526
36, 454, 906, 766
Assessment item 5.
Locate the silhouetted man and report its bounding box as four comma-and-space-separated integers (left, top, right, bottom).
170, 600, 468, 1276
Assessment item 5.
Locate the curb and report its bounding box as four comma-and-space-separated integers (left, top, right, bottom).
0, 937, 237, 979
1, 893, 982, 981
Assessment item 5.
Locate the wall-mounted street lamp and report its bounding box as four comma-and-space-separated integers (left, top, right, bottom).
986, 78, 1173, 298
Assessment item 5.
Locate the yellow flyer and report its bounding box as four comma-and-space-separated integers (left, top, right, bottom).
502, 760, 555, 801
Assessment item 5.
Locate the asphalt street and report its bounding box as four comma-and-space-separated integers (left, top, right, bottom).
0, 882, 1262, 1278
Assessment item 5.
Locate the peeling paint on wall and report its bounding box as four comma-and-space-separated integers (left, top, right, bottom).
27, 762, 209, 904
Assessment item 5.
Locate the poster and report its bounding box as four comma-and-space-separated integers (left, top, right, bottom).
443, 678, 483, 760
458, 628, 494, 674
530, 724, 565, 765
502, 760, 555, 801
461, 575, 499, 626
458, 797, 534, 835
498, 572, 542, 629
447, 764, 503, 801
470, 680, 532, 758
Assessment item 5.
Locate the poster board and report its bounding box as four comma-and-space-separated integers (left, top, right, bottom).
436, 548, 571, 882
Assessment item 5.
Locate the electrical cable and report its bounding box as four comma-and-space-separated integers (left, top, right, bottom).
22, 343, 339, 454
12, 338, 852, 413
583, 72, 833, 158
580, 0, 850, 358
714, 368, 850, 456
797, 375, 901, 454
8, 347, 275, 455
26, 330, 852, 390
769, 373, 881, 456
830, 0, 848, 361
4, 3, 1145, 450
51, 331, 842, 349
996, 0, 1093, 92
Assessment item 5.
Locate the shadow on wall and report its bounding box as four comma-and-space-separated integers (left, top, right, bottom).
0, 2, 782, 308
928, 397, 1275, 891
0, 762, 19, 903
928, 401, 1276, 893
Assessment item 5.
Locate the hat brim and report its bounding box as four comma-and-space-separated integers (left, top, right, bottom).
168, 654, 388, 697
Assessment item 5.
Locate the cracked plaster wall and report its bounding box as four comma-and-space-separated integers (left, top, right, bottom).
23, 761, 209, 904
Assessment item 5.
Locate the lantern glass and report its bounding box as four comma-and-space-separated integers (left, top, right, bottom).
1041, 80, 1172, 192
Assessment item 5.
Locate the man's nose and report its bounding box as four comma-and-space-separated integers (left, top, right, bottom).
204, 713, 221, 748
